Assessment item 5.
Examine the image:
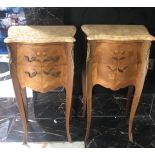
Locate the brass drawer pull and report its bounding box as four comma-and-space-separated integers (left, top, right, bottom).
43, 56, 60, 62
44, 70, 61, 78
24, 71, 38, 78
24, 56, 40, 62
118, 66, 128, 73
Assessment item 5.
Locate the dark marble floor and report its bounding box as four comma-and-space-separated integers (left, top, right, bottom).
85, 116, 155, 148
0, 91, 155, 147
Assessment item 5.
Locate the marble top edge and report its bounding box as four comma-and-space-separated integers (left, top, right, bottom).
8, 25, 76, 29
81, 24, 155, 41
81, 24, 148, 30
4, 25, 76, 43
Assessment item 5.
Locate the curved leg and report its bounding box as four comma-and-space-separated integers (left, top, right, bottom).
82, 66, 87, 117
10, 64, 28, 144
85, 64, 93, 141
85, 84, 92, 141
21, 88, 28, 119
128, 41, 151, 142
126, 86, 134, 115
128, 84, 144, 142
65, 67, 73, 142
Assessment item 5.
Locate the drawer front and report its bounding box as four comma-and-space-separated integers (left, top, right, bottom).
93, 41, 142, 64
17, 65, 67, 91
97, 64, 116, 83
17, 44, 67, 66
97, 63, 137, 84
94, 42, 118, 64
17, 45, 42, 67
42, 44, 67, 66
17, 65, 42, 90
42, 65, 67, 90
116, 62, 138, 83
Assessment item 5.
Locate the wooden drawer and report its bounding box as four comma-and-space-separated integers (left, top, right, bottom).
93, 41, 142, 64
17, 65, 42, 90
116, 63, 138, 83
17, 44, 67, 66
97, 64, 116, 83
17, 64, 67, 92
97, 62, 138, 84
42, 65, 67, 90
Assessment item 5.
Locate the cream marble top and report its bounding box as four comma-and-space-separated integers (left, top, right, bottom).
4, 26, 76, 43
81, 25, 155, 41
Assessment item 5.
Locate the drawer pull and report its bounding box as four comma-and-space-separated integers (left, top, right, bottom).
44, 70, 61, 78
107, 65, 117, 72
24, 71, 38, 78
118, 66, 128, 73
43, 56, 60, 62
24, 56, 40, 62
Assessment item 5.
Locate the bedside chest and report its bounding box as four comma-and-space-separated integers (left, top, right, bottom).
81, 25, 155, 141
4, 26, 76, 143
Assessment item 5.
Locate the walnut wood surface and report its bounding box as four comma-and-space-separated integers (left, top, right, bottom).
17, 44, 67, 67
83, 40, 151, 142
7, 42, 74, 143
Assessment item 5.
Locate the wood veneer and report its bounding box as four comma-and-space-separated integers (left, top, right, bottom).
82, 40, 152, 142
7, 42, 74, 143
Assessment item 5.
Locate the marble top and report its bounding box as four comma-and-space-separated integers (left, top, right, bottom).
4, 26, 76, 43
81, 25, 155, 41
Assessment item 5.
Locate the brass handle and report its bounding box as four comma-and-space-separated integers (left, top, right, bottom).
44, 70, 61, 78
24, 71, 38, 78
24, 56, 40, 62
43, 56, 60, 62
